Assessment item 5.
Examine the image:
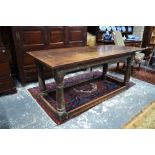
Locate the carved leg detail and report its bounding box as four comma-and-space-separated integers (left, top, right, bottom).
117, 62, 120, 70
54, 70, 67, 120
138, 63, 141, 71
102, 63, 108, 80
36, 62, 46, 93
90, 67, 93, 72
124, 57, 133, 85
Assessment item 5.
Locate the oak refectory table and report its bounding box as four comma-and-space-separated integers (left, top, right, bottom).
28, 45, 143, 122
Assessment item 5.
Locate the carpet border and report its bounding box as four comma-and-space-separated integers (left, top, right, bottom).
25, 88, 57, 126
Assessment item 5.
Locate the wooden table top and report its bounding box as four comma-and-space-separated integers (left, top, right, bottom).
28, 45, 143, 69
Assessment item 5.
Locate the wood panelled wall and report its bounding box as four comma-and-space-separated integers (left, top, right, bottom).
12, 26, 87, 84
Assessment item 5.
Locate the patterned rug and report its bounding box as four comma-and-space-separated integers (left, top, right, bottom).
111, 67, 155, 85
132, 68, 155, 85
28, 71, 132, 124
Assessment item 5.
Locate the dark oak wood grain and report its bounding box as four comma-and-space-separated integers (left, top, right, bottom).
102, 63, 108, 79
0, 29, 16, 94
29, 45, 143, 70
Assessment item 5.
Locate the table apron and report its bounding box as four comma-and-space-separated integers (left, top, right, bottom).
58, 54, 134, 74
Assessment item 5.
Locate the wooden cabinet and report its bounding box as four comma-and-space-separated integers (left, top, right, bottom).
0, 47, 7, 62
142, 26, 155, 47
96, 26, 134, 43
12, 26, 87, 84
0, 37, 15, 94
95, 26, 142, 47
142, 26, 155, 64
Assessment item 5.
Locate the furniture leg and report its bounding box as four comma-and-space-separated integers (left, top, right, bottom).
131, 66, 134, 75
102, 63, 108, 79
123, 63, 125, 68
148, 50, 154, 66
36, 62, 46, 93
138, 63, 141, 71
53, 70, 67, 120
124, 57, 133, 84
117, 62, 120, 70
90, 67, 93, 72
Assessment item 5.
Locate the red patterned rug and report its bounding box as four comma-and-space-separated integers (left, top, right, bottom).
110, 67, 155, 85
132, 68, 155, 85
28, 71, 133, 124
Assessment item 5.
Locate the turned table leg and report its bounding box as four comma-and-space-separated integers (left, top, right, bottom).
102, 63, 108, 79
124, 57, 133, 84
36, 62, 46, 93
90, 67, 93, 72
53, 70, 67, 120
117, 62, 120, 70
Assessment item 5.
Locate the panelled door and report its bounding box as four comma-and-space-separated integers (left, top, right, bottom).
47, 26, 66, 48
12, 27, 48, 83
12, 26, 47, 65
66, 26, 87, 47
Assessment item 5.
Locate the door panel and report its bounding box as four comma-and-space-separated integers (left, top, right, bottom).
0, 76, 14, 93
13, 26, 47, 52
12, 26, 48, 84
47, 26, 66, 48
0, 47, 7, 63
0, 63, 10, 76
67, 26, 87, 47
23, 54, 35, 66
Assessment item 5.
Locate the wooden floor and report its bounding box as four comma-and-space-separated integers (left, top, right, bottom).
123, 100, 155, 129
